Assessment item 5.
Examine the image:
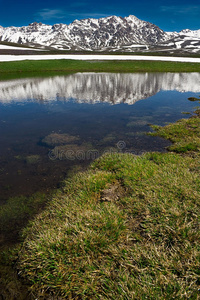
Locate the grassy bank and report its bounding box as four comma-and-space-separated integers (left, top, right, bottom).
0, 59, 200, 81
1, 106, 199, 299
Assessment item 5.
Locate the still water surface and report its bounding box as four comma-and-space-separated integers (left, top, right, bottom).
0, 72, 200, 202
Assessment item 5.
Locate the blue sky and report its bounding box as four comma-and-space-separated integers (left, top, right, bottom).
0, 0, 199, 32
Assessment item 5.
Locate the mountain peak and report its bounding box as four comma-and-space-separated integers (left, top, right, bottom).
28, 22, 43, 27
126, 15, 140, 20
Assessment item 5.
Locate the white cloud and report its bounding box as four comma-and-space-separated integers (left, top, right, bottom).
69, 13, 111, 19
160, 5, 200, 15
35, 9, 111, 22
36, 9, 66, 21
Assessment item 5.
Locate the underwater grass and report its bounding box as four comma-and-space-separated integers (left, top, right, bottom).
1, 108, 200, 299
0, 192, 49, 244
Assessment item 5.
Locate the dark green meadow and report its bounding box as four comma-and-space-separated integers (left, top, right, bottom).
0, 59, 200, 81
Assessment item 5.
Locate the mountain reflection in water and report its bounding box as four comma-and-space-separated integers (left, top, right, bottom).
0, 72, 200, 201
0, 72, 200, 104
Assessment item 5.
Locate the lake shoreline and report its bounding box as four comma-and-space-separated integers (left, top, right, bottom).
0, 103, 199, 299
0, 72, 199, 202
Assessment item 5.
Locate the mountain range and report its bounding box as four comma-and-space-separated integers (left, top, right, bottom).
0, 15, 200, 53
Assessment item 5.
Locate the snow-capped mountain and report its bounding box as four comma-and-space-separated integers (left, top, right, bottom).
180, 29, 200, 38
156, 29, 200, 53
0, 15, 199, 53
0, 15, 170, 51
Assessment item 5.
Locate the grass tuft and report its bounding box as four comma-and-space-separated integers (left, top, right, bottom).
149, 110, 200, 154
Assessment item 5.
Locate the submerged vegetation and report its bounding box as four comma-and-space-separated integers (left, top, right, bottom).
42, 133, 80, 147
0, 106, 200, 299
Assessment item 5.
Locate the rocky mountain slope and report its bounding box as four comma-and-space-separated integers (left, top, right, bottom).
0, 15, 199, 53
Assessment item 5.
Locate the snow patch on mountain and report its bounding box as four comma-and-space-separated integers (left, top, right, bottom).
0, 54, 200, 63
0, 44, 44, 51
180, 29, 200, 38
0, 15, 169, 51
0, 15, 199, 53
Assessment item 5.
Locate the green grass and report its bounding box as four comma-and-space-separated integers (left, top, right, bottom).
0, 109, 197, 299
0, 59, 200, 81
15, 153, 199, 299
149, 108, 200, 153
1, 107, 200, 299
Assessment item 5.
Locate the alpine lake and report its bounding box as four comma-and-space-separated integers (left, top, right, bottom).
0, 72, 200, 203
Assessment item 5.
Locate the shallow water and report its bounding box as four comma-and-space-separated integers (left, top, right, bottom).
0, 72, 200, 202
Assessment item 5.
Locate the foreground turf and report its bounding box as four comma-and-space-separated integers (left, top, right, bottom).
0, 59, 200, 81
1, 108, 199, 299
